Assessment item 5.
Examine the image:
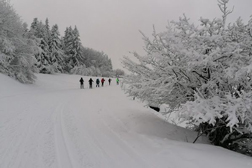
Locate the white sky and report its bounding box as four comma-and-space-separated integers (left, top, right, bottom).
10, 0, 252, 69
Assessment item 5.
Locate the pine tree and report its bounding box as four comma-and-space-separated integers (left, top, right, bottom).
30, 18, 39, 32
72, 26, 82, 64
63, 26, 71, 55
45, 18, 51, 43
30, 19, 53, 73
50, 24, 65, 72
63, 26, 83, 71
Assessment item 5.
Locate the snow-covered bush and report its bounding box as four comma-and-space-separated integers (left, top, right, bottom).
122, 0, 252, 155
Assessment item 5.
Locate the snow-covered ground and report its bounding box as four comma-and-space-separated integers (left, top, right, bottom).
0, 73, 251, 168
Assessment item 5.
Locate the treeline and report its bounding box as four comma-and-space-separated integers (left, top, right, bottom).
0, 0, 116, 83
29, 18, 113, 75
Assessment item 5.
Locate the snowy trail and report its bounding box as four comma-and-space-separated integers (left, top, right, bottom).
1, 74, 252, 168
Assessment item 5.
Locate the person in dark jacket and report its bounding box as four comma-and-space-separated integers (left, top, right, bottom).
79, 77, 84, 89
108, 78, 112, 85
96, 78, 100, 87
101, 78, 105, 87
89, 78, 93, 89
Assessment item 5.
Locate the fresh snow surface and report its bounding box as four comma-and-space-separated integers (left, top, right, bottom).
0, 73, 251, 168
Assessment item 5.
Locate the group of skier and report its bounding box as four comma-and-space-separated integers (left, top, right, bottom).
79, 77, 119, 89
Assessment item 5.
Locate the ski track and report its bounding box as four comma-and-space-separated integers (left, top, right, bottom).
53, 103, 73, 168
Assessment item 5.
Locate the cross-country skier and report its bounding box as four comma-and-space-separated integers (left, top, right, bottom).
101, 78, 105, 87
96, 78, 100, 87
79, 77, 84, 89
116, 78, 119, 85
108, 78, 112, 85
89, 78, 93, 89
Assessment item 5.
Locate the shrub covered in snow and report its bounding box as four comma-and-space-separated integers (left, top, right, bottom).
122, 0, 252, 155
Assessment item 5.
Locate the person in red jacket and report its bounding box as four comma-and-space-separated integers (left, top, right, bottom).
101, 78, 105, 87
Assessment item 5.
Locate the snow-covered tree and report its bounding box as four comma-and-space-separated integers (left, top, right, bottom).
30, 18, 39, 33
49, 24, 65, 72
122, 0, 252, 155
63, 26, 83, 71
0, 0, 37, 83
45, 18, 51, 44
114, 69, 125, 77
30, 18, 53, 73
70, 47, 113, 76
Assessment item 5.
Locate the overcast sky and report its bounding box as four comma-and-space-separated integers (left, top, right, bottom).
10, 0, 252, 69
